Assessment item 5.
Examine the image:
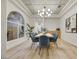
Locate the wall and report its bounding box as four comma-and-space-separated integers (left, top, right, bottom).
6, 0, 32, 49
32, 17, 60, 32
1, 0, 6, 59
44, 18, 60, 31
60, 3, 77, 46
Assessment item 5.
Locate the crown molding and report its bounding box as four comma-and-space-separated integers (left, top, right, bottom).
30, 13, 60, 18
58, 0, 77, 17
31, 14, 60, 19
8, 0, 77, 18
17, 0, 32, 16
8, 0, 32, 17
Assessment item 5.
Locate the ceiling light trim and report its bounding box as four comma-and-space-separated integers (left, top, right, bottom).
59, 0, 77, 17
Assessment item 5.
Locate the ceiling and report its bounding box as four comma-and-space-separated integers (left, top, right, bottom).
22, 0, 69, 16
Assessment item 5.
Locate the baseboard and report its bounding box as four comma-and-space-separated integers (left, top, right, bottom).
63, 40, 77, 48
7, 37, 27, 50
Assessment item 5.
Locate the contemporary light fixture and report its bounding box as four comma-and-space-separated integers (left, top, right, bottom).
38, 6, 53, 17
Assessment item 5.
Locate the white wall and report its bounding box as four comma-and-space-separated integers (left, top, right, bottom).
6, 0, 31, 49
60, 4, 77, 46
1, 0, 6, 59
1, 0, 33, 58
32, 17, 60, 32
44, 18, 60, 31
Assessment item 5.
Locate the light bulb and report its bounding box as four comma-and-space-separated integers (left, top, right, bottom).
48, 14, 51, 17
38, 10, 40, 12
40, 13, 43, 17
43, 9, 45, 11
42, 12, 44, 14
48, 9, 50, 11
38, 10, 40, 15
51, 11, 52, 13
46, 12, 48, 14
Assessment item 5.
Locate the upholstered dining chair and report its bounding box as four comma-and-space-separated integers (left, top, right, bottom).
39, 35, 50, 55
50, 32, 58, 47
29, 32, 39, 49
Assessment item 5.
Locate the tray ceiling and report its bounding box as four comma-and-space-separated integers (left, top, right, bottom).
22, 0, 69, 15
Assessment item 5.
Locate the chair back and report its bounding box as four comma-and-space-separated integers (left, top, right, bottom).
53, 33, 58, 42
39, 35, 50, 48
29, 33, 39, 42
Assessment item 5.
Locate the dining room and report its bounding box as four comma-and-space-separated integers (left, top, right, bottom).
1, 0, 77, 59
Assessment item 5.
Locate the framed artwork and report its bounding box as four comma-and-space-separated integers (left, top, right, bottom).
65, 14, 77, 33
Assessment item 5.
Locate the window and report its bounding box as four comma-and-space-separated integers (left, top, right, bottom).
7, 11, 24, 41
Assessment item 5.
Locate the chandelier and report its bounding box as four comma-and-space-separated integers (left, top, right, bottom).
38, 6, 53, 17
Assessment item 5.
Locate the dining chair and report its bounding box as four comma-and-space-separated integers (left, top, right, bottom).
50, 32, 58, 48
29, 32, 39, 49
39, 35, 50, 56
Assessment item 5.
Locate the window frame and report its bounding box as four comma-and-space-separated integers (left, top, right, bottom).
7, 11, 25, 41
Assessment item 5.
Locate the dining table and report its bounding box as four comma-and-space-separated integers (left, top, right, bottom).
34, 32, 62, 47
34, 32, 54, 38
34, 32, 57, 48
34, 32, 57, 43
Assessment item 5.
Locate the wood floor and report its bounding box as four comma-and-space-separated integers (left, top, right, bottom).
6, 40, 77, 59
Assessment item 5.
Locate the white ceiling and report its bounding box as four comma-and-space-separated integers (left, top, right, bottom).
21, 0, 69, 15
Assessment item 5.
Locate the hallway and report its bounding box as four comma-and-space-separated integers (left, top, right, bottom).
7, 40, 77, 59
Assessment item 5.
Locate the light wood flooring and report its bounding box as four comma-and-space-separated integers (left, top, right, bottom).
6, 40, 77, 59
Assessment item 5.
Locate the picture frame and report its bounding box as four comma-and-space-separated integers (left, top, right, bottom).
65, 14, 77, 33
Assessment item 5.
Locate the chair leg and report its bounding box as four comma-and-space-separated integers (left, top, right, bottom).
39, 47, 41, 55
31, 43, 33, 49
47, 48, 49, 56
31, 42, 35, 49
54, 42, 58, 48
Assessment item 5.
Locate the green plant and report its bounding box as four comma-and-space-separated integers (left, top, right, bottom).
27, 24, 34, 33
